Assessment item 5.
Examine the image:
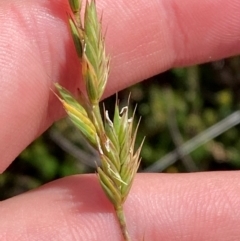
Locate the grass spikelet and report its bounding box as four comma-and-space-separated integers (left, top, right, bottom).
54, 1, 143, 240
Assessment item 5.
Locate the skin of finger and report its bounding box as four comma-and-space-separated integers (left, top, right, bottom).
0, 0, 85, 172
0, 0, 240, 171
1, 172, 240, 241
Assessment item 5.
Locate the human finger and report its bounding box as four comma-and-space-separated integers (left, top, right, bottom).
1, 0, 240, 171
1, 172, 240, 240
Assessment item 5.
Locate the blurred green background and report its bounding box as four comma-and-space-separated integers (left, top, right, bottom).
1, 56, 240, 200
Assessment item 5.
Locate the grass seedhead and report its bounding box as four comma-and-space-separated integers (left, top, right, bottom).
55, 1, 143, 240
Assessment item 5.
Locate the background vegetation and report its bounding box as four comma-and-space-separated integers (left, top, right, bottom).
1, 56, 240, 200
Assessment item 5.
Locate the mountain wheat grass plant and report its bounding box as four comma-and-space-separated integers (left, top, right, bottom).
55, 0, 143, 240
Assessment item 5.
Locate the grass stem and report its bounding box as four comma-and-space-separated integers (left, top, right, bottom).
115, 205, 131, 241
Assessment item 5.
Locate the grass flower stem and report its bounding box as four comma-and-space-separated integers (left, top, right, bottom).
115, 205, 131, 241
55, 1, 143, 240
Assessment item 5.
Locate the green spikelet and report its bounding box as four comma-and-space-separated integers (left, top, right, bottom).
55, 1, 143, 240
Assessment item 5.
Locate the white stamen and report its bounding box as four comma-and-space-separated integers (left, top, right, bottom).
120, 106, 128, 115
105, 110, 113, 127
128, 117, 133, 123
105, 138, 110, 152
96, 134, 103, 155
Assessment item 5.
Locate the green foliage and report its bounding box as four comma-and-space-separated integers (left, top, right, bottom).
135, 57, 240, 172
0, 122, 89, 200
